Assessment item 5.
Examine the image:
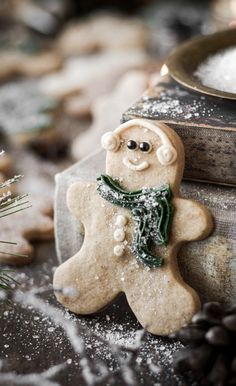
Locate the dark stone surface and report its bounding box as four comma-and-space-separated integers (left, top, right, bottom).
0, 241, 201, 386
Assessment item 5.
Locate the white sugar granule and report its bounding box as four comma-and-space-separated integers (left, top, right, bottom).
194, 46, 236, 94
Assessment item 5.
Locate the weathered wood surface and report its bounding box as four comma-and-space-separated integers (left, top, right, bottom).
55, 150, 236, 305
122, 77, 236, 186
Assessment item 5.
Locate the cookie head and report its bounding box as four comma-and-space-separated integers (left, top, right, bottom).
102, 119, 184, 191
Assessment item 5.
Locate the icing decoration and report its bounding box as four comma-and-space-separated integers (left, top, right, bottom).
101, 131, 120, 151
115, 215, 128, 227
102, 119, 177, 165
114, 228, 125, 242
139, 141, 152, 153
127, 139, 137, 150
97, 174, 174, 268
156, 145, 177, 166
123, 157, 149, 171
114, 245, 125, 257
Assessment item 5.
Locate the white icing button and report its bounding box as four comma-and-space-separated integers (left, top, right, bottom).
114, 229, 125, 242
114, 245, 125, 257
115, 215, 128, 227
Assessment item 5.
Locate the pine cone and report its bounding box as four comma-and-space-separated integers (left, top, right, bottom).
172, 302, 236, 386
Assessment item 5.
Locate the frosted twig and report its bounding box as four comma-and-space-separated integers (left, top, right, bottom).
14, 289, 109, 386
0, 175, 23, 189
14, 290, 85, 354
13, 288, 148, 386
0, 363, 65, 386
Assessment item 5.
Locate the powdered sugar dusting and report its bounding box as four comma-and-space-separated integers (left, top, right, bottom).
140, 90, 215, 120
0, 244, 195, 386
0, 288, 186, 385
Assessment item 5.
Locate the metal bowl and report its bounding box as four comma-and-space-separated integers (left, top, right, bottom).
166, 28, 236, 100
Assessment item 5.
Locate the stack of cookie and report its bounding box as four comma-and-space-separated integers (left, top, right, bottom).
0, 12, 153, 154
0, 10, 156, 266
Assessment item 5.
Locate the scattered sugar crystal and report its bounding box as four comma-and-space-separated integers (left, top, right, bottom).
0, 281, 186, 386
136, 357, 142, 365
149, 363, 161, 374
0, 291, 7, 300
195, 46, 236, 93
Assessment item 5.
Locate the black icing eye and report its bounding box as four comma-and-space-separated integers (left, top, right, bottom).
127, 140, 137, 150
139, 142, 151, 152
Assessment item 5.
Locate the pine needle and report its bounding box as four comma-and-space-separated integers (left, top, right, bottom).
0, 153, 29, 295
0, 270, 19, 291
0, 241, 17, 245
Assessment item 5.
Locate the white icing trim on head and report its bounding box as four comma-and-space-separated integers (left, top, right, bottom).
101, 131, 120, 151
123, 157, 149, 171
156, 145, 177, 166
114, 119, 178, 166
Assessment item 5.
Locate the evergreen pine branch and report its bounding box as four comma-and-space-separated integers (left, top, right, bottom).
0, 153, 29, 294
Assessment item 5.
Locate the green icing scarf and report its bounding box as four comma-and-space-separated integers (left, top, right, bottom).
97, 174, 174, 268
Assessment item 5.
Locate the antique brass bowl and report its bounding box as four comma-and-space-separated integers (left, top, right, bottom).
166, 28, 236, 100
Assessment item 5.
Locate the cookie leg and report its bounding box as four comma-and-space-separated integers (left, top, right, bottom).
53, 250, 120, 315
124, 267, 200, 336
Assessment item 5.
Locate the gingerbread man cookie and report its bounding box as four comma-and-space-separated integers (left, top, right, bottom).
54, 119, 213, 335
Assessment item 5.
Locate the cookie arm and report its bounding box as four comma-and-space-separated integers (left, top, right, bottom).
67, 181, 94, 221
171, 197, 213, 243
